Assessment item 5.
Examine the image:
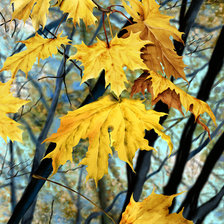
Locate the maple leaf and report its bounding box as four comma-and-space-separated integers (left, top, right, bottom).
131, 71, 216, 137
120, 190, 193, 223
0, 32, 71, 78
122, 0, 187, 81
43, 95, 172, 185
0, 80, 29, 143
69, 32, 150, 96
57, 0, 97, 26
11, 0, 51, 31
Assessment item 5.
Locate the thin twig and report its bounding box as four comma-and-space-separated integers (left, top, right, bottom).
11, 19, 17, 37
0, 147, 8, 175
17, 97, 41, 120
48, 199, 55, 224
0, 12, 8, 32
92, 0, 111, 13
33, 175, 116, 224
54, 13, 67, 36
102, 12, 110, 48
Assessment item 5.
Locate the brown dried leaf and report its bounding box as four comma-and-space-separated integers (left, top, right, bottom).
131, 71, 216, 137
122, 0, 187, 81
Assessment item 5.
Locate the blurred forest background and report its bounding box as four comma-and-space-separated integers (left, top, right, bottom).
0, 0, 223, 223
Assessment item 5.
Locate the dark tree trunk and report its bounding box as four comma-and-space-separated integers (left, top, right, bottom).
9, 141, 17, 212
163, 26, 224, 210
21, 25, 76, 224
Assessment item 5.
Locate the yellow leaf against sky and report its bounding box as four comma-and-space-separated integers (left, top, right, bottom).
131, 71, 216, 137
69, 32, 150, 96
120, 190, 193, 223
0, 80, 29, 143
122, 0, 187, 81
11, 0, 51, 30
43, 95, 172, 185
0, 32, 71, 78
58, 0, 97, 26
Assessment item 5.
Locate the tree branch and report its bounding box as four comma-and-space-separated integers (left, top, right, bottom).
163, 26, 224, 211
194, 185, 224, 224
177, 132, 224, 220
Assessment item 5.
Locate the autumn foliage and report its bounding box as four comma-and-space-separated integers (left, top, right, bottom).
0, 0, 218, 223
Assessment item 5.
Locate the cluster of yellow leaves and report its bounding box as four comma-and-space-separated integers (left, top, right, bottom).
11, 0, 51, 31
0, 80, 28, 143
122, 0, 187, 81
44, 95, 172, 185
0, 33, 70, 78
131, 71, 216, 137
0, 0, 215, 197
11, 0, 97, 30
120, 190, 193, 223
69, 32, 150, 96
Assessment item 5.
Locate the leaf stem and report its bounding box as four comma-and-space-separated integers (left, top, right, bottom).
111, 9, 133, 25
107, 13, 113, 39
54, 13, 67, 36
102, 12, 110, 48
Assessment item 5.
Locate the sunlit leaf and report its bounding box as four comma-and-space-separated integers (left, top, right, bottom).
58, 0, 97, 26
0, 32, 71, 78
120, 190, 193, 224
11, 0, 51, 30
44, 95, 172, 185
122, 0, 187, 81
69, 32, 150, 96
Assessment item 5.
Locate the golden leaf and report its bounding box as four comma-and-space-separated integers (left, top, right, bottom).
59, 0, 97, 26
122, 0, 187, 81
0, 80, 29, 143
69, 32, 150, 96
120, 190, 193, 224
131, 71, 216, 137
11, 0, 51, 31
0, 32, 71, 78
43, 95, 172, 185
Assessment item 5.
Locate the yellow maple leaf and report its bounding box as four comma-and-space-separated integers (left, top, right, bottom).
0, 32, 71, 78
122, 0, 187, 81
0, 80, 29, 143
11, 0, 51, 31
58, 0, 97, 26
131, 71, 216, 137
120, 190, 193, 223
43, 95, 172, 185
69, 32, 150, 96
